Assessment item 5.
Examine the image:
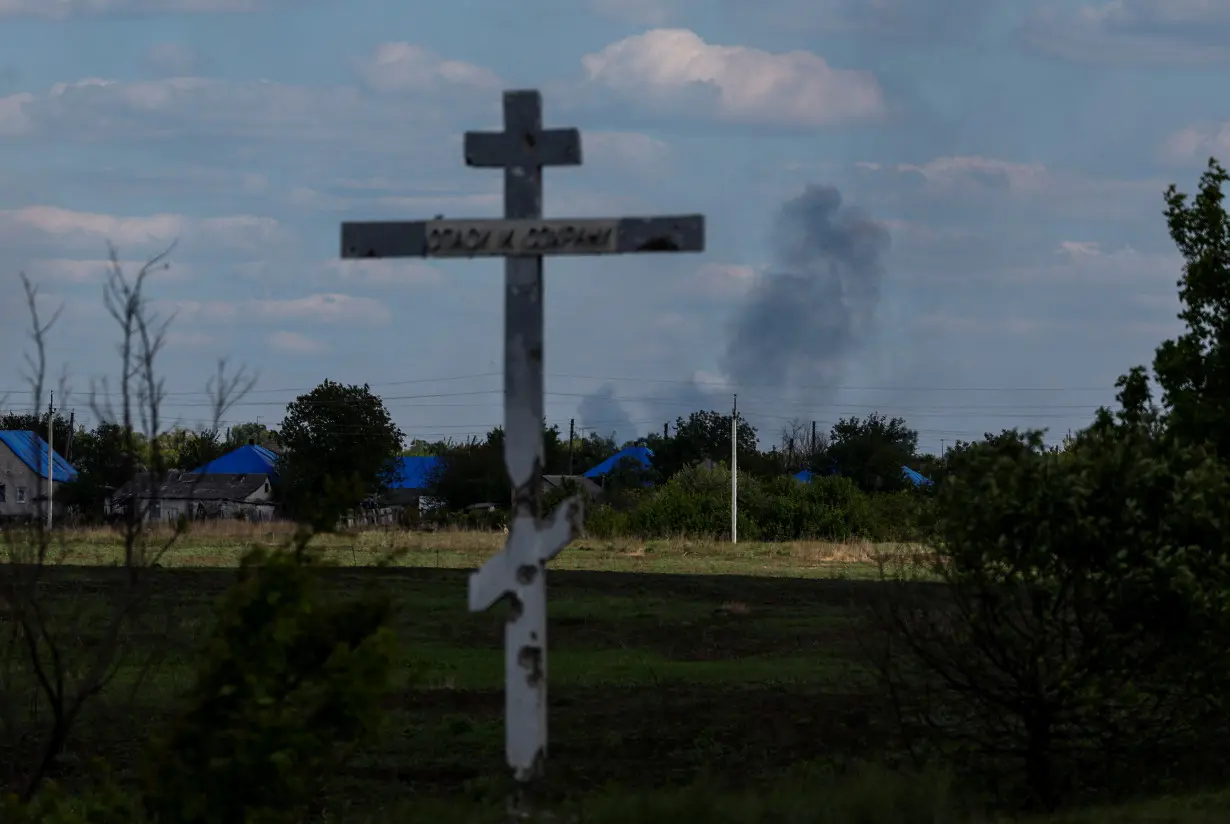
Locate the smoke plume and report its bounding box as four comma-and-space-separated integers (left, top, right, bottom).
577, 383, 637, 445
720, 184, 890, 401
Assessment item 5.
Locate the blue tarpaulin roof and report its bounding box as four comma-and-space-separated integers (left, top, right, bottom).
794, 466, 933, 487
583, 446, 654, 479
190, 444, 280, 477
0, 430, 77, 482
389, 456, 442, 489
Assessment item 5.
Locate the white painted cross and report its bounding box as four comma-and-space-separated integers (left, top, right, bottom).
340, 89, 705, 783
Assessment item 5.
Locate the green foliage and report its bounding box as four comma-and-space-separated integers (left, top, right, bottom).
141, 544, 397, 824
1154, 159, 1230, 459
277, 380, 405, 530
823, 412, 919, 493
225, 422, 280, 450
426, 429, 509, 511
2, 777, 137, 824
601, 464, 899, 541
642, 410, 764, 480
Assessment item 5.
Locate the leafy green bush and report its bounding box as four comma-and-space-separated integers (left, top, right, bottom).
141, 543, 397, 824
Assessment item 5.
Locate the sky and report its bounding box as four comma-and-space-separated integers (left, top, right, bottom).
1, 0, 1228, 458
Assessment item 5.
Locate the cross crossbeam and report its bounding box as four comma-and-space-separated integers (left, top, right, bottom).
339, 88, 706, 784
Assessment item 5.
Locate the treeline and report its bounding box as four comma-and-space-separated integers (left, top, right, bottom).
414, 410, 939, 540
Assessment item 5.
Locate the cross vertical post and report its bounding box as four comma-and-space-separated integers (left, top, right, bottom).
339, 88, 705, 785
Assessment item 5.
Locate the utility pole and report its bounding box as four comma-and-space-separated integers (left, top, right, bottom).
66, 409, 75, 463
567, 418, 575, 475
663, 422, 668, 440
46, 392, 54, 530
728, 396, 738, 548
940, 439, 945, 462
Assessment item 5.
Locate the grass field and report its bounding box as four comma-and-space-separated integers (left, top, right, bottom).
49, 521, 914, 577
4, 525, 1228, 822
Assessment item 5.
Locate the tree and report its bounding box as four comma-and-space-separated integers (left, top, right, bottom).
1153, 158, 1230, 459
225, 421, 279, 450
425, 428, 509, 512
425, 420, 595, 512
277, 381, 404, 529
823, 412, 918, 493
868, 160, 1230, 811
174, 428, 226, 471
777, 417, 826, 474
62, 421, 147, 518
643, 410, 762, 481
0, 412, 74, 454
2, 248, 252, 802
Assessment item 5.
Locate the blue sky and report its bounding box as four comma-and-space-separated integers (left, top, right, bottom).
1, 0, 1228, 457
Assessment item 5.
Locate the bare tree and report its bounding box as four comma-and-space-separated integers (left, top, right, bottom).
777, 417, 826, 473
0, 245, 254, 800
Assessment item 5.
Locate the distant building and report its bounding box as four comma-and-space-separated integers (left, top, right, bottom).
191, 442, 280, 480
386, 455, 443, 512
110, 470, 277, 523
582, 445, 654, 481
0, 430, 77, 521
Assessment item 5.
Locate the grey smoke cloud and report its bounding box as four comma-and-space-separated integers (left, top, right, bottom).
575, 183, 889, 443
719, 184, 890, 401
577, 382, 637, 444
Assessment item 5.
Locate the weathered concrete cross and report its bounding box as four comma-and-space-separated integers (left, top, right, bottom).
340, 89, 705, 783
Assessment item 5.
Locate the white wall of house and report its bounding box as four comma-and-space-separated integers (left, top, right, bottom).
0, 448, 70, 520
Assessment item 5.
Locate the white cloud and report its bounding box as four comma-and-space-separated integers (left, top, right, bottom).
249, 294, 390, 325
0, 206, 283, 255
356, 42, 501, 94
144, 42, 206, 77
1023, 1, 1230, 64
268, 330, 327, 354
1163, 123, 1230, 163
585, 131, 669, 172
165, 293, 390, 326
856, 155, 1166, 217
687, 262, 763, 298
0, 92, 33, 135
19, 257, 190, 283
0, 74, 467, 152
1004, 241, 1181, 288
166, 330, 216, 348
580, 28, 885, 126
328, 258, 442, 286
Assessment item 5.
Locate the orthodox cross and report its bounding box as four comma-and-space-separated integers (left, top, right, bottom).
340, 89, 705, 783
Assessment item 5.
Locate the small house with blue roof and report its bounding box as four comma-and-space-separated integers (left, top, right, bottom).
0, 430, 78, 520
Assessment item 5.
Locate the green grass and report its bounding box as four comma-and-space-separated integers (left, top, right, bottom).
3, 527, 1224, 822
51, 521, 915, 579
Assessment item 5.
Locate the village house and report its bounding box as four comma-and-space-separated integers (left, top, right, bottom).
0, 430, 77, 522
109, 470, 277, 524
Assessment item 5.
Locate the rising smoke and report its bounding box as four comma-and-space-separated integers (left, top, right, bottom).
577, 183, 891, 441
720, 184, 891, 403
577, 383, 637, 445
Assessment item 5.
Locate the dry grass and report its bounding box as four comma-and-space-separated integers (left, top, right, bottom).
41, 521, 925, 578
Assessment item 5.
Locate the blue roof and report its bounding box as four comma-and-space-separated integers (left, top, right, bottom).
0, 430, 77, 483
794, 466, 933, 487
389, 455, 442, 489
583, 446, 654, 479
190, 444, 280, 477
